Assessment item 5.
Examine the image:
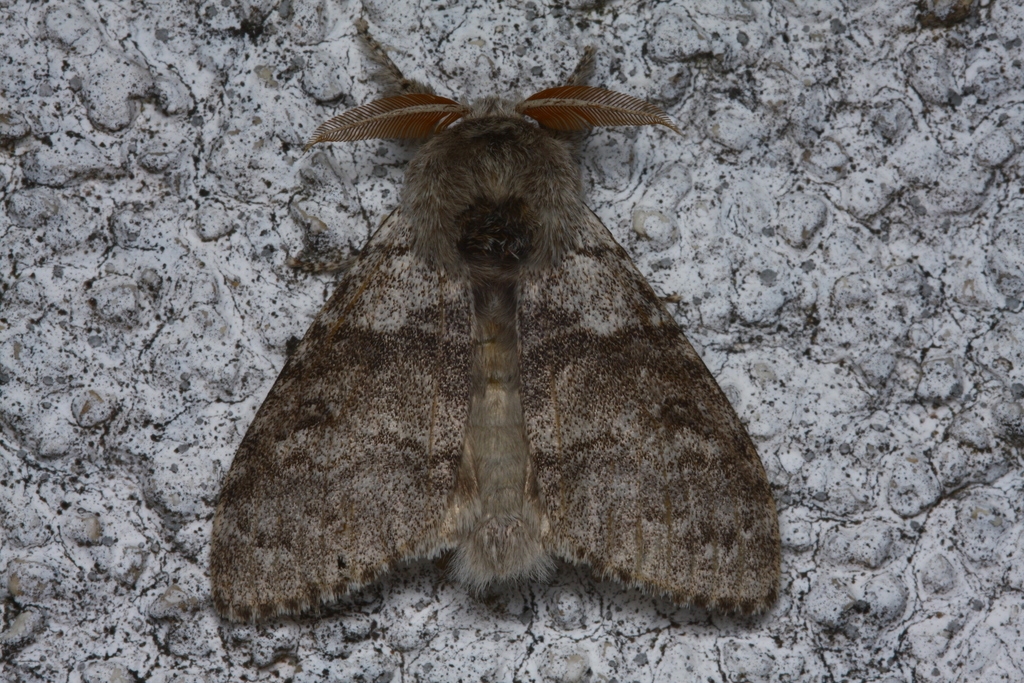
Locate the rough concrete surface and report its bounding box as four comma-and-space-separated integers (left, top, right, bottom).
1, 0, 1023, 681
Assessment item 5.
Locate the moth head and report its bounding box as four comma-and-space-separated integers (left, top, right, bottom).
304, 85, 681, 150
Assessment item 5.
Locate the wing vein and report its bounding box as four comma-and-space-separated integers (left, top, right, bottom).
427, 268, 445, 496
550, 372, 565, 517
327, 250, 389, 344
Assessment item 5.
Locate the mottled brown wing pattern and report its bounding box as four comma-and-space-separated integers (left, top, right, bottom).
211, 210, 471, 622
519, 210, 780, 614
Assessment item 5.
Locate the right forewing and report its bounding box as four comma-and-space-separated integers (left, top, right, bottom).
211, 210, 471, 622
518, 210, 780, 614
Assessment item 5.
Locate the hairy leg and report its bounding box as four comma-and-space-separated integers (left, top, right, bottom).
355, 18, 435, 96
568, 45, 596, 87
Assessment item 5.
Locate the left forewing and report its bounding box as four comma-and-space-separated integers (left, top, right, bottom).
211, 211, 471, 621
518, 210, 780, 614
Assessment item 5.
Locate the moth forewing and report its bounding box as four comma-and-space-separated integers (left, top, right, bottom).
210, 52, 779, 621
210, 212, 473, 622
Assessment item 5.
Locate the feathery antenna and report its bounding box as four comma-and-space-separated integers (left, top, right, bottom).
305, 94, 471, 149
516, 86, 682, 135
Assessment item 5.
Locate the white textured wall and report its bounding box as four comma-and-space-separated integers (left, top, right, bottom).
1, 0, 1022, 681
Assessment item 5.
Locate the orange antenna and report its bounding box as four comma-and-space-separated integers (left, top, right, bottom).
305, 94, 471, 150
516, 85, 681, 135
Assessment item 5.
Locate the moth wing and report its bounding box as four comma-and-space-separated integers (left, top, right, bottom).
211, 210, 471, 622
520, 210, 780, 613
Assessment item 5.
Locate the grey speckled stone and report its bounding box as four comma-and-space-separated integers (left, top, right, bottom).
21, 133, 123, 186
2, 1, 1024, 680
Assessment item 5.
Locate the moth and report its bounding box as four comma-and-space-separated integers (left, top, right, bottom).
211, 27, 780, 622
